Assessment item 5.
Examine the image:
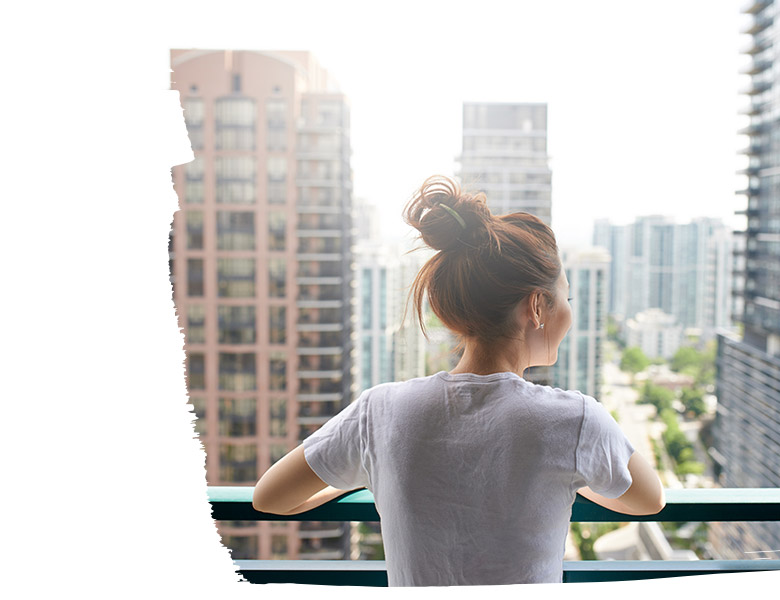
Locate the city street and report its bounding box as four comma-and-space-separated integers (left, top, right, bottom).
600, 356, 682, 489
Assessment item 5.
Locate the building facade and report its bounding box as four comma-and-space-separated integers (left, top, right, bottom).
711, 0, 780, 559
593, 216, 733, 339
169, 49, 354, 560
552, 247, 609, 398
458, 102, 552, 224
459, 101, 554, 384
624, 309, 683, 361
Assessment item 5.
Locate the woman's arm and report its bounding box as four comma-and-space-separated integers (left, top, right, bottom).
578, 451, 666, 515
252, 445, 360, 515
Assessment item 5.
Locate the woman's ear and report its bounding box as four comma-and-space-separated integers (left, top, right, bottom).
523, 291, 543, 329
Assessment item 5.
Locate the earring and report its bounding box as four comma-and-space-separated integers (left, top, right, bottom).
539, 323, 545, 330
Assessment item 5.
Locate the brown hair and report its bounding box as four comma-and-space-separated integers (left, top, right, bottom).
404, 175, 561, 343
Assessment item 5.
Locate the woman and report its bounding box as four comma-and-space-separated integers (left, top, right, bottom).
253, 175, 665, 586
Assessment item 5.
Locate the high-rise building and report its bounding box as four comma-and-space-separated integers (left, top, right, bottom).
169, 49, 354, 560
458, 102, 552, 223
553, 247, 609, 398
593, 216, 733, 339
459, 102, 553, 384
624, 309, 683, 360
354, 199, 398, 393
710, 0, 780, 559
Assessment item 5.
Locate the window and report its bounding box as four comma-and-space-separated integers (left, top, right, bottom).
186, 211, 204, 250
269, 355, 287, 391
185, 157, 204, 204
187, 304, 206, 344
268, 258, 286, 298
182, 97, 204, 150
269, 305, 286, 344
215, 97, 255, 151
217, 258, 255, 298
268, 211, 286, 250
215, 98, 255, 127
270, 444, 288, 465
188, 395, 206, 436
219, 442, 257, 483
271, 535, 288, 559
187, 259, 204, 297
188, 353, 205, 390
218, 306, 255, 344
216, 157, 256, 204
219, 352, 256, 391
217, 211, 255, 251
267, 156, 286, 182
269, 396, 286, 437
362, 269, 372, 329
219, 397, 256, 436
266, 99, 286, 130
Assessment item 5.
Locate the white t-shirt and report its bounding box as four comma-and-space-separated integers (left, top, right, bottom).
303, 371, 635, 586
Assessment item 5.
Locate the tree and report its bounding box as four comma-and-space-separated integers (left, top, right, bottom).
670, 342, 717, 387
680, 387, 706, 417
639, 382, 674, 413
620, 346, 650, 376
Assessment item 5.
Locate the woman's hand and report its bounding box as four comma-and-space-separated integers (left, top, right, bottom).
252, 445, 359, 515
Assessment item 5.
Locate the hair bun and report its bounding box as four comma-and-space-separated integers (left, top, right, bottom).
403, 175, 495, 252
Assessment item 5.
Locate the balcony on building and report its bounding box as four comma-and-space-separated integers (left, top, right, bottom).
209, 486, 780, 585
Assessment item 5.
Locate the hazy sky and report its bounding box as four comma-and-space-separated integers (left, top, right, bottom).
166, 0, 749, 246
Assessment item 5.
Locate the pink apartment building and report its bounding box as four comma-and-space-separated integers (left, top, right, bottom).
170, 49, 354, 560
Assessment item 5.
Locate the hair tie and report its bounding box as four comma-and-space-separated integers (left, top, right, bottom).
438, 203, 466, 230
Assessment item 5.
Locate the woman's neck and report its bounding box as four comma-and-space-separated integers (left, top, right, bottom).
449, 338, 530, 377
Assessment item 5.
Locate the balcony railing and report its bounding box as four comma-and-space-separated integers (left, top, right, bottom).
209, 486, 780, 586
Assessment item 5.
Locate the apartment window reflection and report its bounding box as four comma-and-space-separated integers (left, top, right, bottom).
271, 535, 288, 559
217, 211, 255, 250
218, 305, 255, 344
269, 396, 286, 437
270, 443, 288, 465
216, 157, 256, 204
217, 258, 255, 297
219, 442, 257, 483
220, 534, 257, 561
216, 97, 255, 127
185, 156, 204, 204
187, 304, 206, 344
269, 305, 286, 344
219, 352, 256, 391
268, 211, 286, 250
268, 258, 286, 298
189, 395, 207, 437
219, 397, 257, 436
186, 211, 204, 250
269, 355, 287, 391
266, 99, 286, 129
187, 259, 204, 296
188, 353, 205, 390
182, 97, 204, 150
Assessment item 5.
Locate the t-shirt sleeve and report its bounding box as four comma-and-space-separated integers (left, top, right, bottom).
575, 393, 635, 498
302, 394, 370, 491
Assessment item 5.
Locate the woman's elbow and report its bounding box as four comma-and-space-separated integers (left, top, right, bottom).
637, 487, 666, 515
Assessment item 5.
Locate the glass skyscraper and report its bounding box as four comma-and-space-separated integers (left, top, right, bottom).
710, 0, 780, 559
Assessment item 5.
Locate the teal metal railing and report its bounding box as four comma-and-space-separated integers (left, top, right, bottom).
209, 486, 780, 585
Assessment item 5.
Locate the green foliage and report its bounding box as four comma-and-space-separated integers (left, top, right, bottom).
680, 387, 706, 417
620, 346, 650, 374
606, 316, 623, 347
639, 382, 674, 413
658, 407, 705, 478
570, 522, 622, 560
670, 341, 716, 386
